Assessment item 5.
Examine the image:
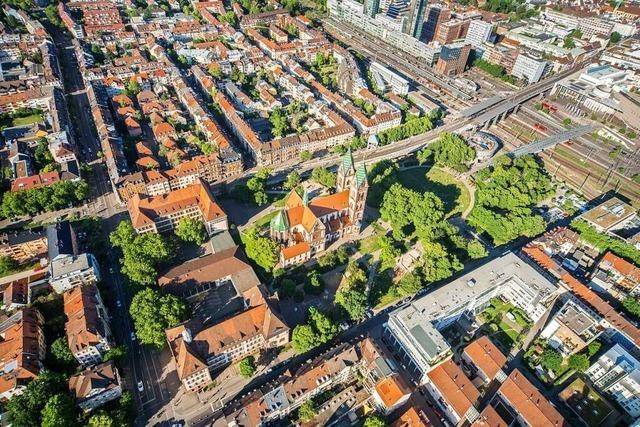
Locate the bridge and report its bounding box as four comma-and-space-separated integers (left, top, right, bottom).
506, 124, 599, 160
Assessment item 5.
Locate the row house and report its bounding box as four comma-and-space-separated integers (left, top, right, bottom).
64, 284, 113, 366
69, 361, 122, 412
0, 230, 47, 265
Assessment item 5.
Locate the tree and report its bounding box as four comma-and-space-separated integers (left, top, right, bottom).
304, 270, 324, 295
335, 287, 368, 321
610, 31, 621, 44
44, 5, 63, 27
311, 167, 336, 189
49, 337, 75, 369
129, 288, 189, 348
419, 133, 475, 171
125, 79, 141, 96
103, 345, 128, 366
7, 371, 67, 427
240, 228, 279, 271
467, 240, 488, 259
41, 394, 78, 427
563, 36, 576, 48
269, 108, 290, 137
541, 348, 563, 373
568, 354, 590, 373
175, 217, 207, 245
109, 221, 170, 285
298, 400, 317, 423
291, 324, 317, 353
378, 235, 400, 270
88, 414, 116, 427
300, 150, 312, 161
0, 255, 17, 275
623, 297, 640, 319
284, 170, 301, 190
364, 413, 387, 427
318, 247, 348, 269
380, 183, 445, 240
238, 356, 257, 378
308, 307, 339, 342
562, 118, 572, 127
587, 340, 602, 357
397, 273, 423, 296
419, 241, 463, 283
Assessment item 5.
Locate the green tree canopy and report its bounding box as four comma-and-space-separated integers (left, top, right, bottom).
364, 413, 388, 427
110, 221, 170, 285
7, 371, 67, 427
380, 183, 445, 240
291, 324, 317, 353
418, 132, 476, 171
0, 255, 18, 275
49, 337, 76, 370
240, 228, 279, 271
298, 400, 317, 423
541, 348, 563, 373
623, 297, 640, 319
238, 355, 257, 378
335, 287, 368, 321
1, 180, 89, 219
284, 170, 301, 190
419, 241, 463, 283
175, 217, 207, 245
397, 273, 423, 296
129, 288, 189, 348
568, 353, 590, 373
311, 167, 336, 189
41, 394, 78, 427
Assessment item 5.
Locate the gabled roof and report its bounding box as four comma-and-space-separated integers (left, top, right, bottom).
69, 361, 119, 400
374, 373, 411, 409
463, 336, 507, 381
427, 359, 479, 419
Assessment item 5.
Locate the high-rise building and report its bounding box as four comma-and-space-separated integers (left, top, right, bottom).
511, 50, 550, 83
364, 0, 380, 17
405, 0, 429, 38
435, 19, 470, 44
435, 43, 471, 76
465, 19, 492, 48
421, 4, 450, 42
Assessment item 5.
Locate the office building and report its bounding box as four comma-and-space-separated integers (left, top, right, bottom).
435, 19, 469, 44
370, 62, 410, 95
511, 50, 550, 83
364, 0, 380, 17
435, 43, 471, 76
465, 20, 493, 48
405, 0, 428, 38
421, 4, 450, 42
384, 252, 560, 384
586, 344, 640, 418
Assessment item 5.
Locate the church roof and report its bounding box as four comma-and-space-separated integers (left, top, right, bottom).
270, 210, 288, 232
285, 189, 304, 209
341, 148, 354, 173
356, 164, 367, 187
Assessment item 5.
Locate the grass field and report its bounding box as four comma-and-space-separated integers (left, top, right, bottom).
397, 167, 470, 217
11, 114, 42, 127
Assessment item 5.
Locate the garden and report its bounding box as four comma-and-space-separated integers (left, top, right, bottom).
477, 298, 532, 352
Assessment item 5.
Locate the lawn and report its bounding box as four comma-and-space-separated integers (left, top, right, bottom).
254, 211, 277, 229
397, 167, 470, 217
478, 298, 531, 351
559, 378, 613, 427
12, 114, 42, 126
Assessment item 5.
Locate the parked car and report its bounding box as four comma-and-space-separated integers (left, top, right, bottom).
130, 332, 137, 341
137, 381, 144, 392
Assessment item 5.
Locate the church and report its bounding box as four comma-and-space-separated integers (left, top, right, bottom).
270, 150, 368, 267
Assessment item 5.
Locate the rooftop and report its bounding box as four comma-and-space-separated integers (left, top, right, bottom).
462, 336, 507, 381
427, 359, 479, 419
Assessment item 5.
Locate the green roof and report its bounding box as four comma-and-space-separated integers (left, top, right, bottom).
270, 210, 288, 232
356, 164, 367, 187
342, 148, 354, 172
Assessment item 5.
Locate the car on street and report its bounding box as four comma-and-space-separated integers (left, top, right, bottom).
116, 300, 122, 308
137, 381, 144, 392
131, 332, 137, 341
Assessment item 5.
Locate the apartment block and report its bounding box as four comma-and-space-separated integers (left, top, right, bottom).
586, 344, 640, 418
591, 252, 640, 296
127, 180, 228, 235
461, 336, 507, 384
511, 51, 550, 83
0, 308, 46, 401
69, 361, 122, 412
424, 359, 480, 424
465, 20, 493, 48
64, 284, 112, 366
435, 43, 471, 77
50, 253, 101, 294
0, 230, 47, 265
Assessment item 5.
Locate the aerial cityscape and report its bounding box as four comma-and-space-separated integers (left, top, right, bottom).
0, 0, 639, 425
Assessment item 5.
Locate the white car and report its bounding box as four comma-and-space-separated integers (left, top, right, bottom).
137, 381, 144, 392
130, 332, 137, 341
116, 300, 122, 308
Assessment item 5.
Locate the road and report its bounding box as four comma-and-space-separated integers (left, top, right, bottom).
49, 28, 178, 425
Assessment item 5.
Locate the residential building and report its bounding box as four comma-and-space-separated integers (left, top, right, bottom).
435, 43, 470, 77
578, 196, 636, 234
586, 343, 640, 418
461, 336, 507, 384
166, 292, 289, 391
224, 342, 363, 425
385, 252, 560, 383
465, 20, 493, 48
539, 297, 604, 357
50, 253, 101, 294
482, 369, 568, 426
591, 252, 640, 296
391, 406, 431, 427
511, 50, 550, 83
424, 359, 480, 424
69, 362, 122, 412
64, 284, 112, 366
2, 279, 32, 311
435, 19, 469, 45
127, 179, 228, 235
0, 308, 46, 401
0, 230, 47, 264
371, 373, 412, 414
269, 151, 368, 267
158, 245, 260, 300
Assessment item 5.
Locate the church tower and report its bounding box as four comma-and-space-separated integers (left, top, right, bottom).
348, 163, 368, 232
336, 149, 357, 193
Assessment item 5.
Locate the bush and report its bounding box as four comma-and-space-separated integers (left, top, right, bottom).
238, 356, 257, 378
